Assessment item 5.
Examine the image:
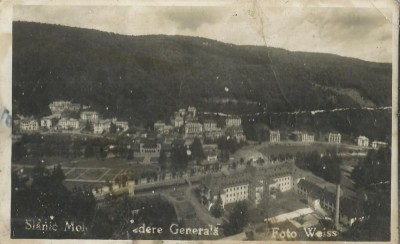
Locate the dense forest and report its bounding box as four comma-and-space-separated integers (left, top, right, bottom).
13, 22, 391, 126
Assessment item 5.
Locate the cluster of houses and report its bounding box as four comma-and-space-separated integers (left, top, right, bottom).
17, 100, 129, 134
120, 106, 246, 165
152, 106, 246, 142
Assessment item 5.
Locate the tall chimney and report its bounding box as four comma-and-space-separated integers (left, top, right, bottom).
334, 183, 340, 230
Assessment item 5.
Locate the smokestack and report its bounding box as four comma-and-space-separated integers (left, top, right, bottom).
334, 183, 340, 230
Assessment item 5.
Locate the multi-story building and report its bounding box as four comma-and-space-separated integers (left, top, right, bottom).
187, 106, 197, 117
204, 128, 224, 140
49, 101, 81, 114
154, 121, 166, 132
371, 141, 388, 149
173, 115, 184, 128
357, 136, 369, 147
58, 118, 80, 130
139, 139, 162, 156
247, 162, 294, 204
200, 161, 294, 208
93, 119, 112, 134
200, 171, 251, 209
80, 111, 99, 121
270, 130, 280, 142
225, 116, 241, 127
178, 108, 187, 117
20, 118, 39, 131
40, 114, 61, 129
111, 118, 129, 131
203, 144, 219, 163
296, 179, 365, 227
203, 120, 217, 132
115, 121, 129, 131
293, 131, 314, 142
225, 127, 246, 142
328, 133, 341, 143
184, 122, 203, 136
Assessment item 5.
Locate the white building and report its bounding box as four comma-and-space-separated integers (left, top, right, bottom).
112, 118, 129, 131
20, 118, 39, 131
270, 130, 280, 142
187, 106, 197, 117
58, 118, 80, 130
173, 116, 184, 128
301, 133, 314, 142
294, 131, 314, 142
225, 116, 241, 127
328, 133, 341, 143
201, 162, 294, 208
203, 144, 219, 163
371, 141, 388, 149
40, 116, 53, 129
80, 111, 99, 121
203, 120, 217, 132
185, 122, 203, 135
204, 128, 224, 140
357, 136, 369, 147
93, 119, 112, 134
49, 100, 80, 114
154, 121, 166, 132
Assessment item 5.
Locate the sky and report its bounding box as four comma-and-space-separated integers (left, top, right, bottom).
13, 3, 393, 63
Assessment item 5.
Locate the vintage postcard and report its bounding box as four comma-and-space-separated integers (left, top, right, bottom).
0, 0, 398, 243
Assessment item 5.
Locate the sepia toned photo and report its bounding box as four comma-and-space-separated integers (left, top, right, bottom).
1, 0, 398, 243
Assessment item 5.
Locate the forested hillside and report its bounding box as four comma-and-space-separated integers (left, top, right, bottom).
13, 21, 391, 125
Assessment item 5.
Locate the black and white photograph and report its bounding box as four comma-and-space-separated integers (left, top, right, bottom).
0, 0, 398, 243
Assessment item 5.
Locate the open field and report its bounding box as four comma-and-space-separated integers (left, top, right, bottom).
12, 157, 159, 185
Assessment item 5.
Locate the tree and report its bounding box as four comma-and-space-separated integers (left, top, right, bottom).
51, 164, 66, 183
190, 137, 205, 160
224, 201, 249, 235
109, 122, 117, 134
158, 150, 167, 170
210, 193, 224, 218
171, 145, 189, 170
85, 143, 95, 158
84, 120, 93, 132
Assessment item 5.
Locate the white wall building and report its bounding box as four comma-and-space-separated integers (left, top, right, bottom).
185, 122, 203, 135
328, 133, 341, 143
80, 111, 99, 121
203, 120, 217, 132
225, 116, 241, 127
357, 136, 369, 147
93, 119, 111, 134
20, 118, 39, 131
371, 141, 388, 149
270, 130, 280, 142
58, 118, 80, 130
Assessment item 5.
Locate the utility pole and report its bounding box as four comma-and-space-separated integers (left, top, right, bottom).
335, 183, 341, 230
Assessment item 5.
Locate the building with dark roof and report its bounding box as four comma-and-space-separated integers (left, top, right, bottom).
295, 179, 366, 226
200, 161, 294, 208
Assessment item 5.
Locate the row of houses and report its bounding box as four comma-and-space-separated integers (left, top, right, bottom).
199, 162, 294, 209
18, 110, 128, 134
268, 130, 387, 149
